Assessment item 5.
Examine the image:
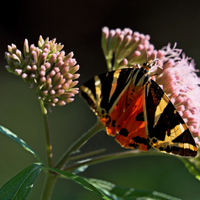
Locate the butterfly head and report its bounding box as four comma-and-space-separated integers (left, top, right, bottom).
142, 59, 159, 72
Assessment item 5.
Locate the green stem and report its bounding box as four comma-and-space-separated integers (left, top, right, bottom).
105, 56, 112, 71
55, 120, 105, 170
39, 100, 53, 168
69, 148, 106, 161
64, 150, 169, 172
40, 171, 58, 200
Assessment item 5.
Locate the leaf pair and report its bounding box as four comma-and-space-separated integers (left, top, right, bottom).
0, 163, 181, 200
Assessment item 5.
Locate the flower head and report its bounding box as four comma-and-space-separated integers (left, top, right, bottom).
101, 27, 163, 71
5, 36, 80, 106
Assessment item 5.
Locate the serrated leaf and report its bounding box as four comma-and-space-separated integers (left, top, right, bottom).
0, 163, 43, 200
46, 167, 111, 200
0, 125, 42, 163
86, 178, 181, 200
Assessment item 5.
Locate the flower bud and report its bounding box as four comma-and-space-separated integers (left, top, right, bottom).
101, 27, 159, 71
5, 35, 80, 106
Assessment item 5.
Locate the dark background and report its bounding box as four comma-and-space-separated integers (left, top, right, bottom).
0, 0, 200, 199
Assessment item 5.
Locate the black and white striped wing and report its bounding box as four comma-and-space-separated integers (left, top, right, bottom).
144, 80, 197, 157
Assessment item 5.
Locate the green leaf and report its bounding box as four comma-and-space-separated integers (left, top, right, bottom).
0, 163, 43, 200
86, 178, 181, 200
46, 167, 111, 200
73, 165, 89, 175
179, 157, 200, 181
0, 125, 42, 163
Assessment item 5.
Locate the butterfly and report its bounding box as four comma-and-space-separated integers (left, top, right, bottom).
80, 60, 197, 157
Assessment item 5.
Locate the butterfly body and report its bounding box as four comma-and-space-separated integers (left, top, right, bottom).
81, 61, 197, 157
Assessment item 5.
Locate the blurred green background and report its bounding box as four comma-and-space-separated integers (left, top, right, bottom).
0, 0, 200, 199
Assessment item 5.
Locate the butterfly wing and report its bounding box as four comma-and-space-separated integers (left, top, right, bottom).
81, 68, 151, 150
114, 90, 151, 151
80, 68, 133, 129
144, 80, 197, 157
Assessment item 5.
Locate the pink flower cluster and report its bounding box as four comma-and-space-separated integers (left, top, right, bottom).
102, 27, 200, 145
5, 36, 79, 106
101, 26, 159, 71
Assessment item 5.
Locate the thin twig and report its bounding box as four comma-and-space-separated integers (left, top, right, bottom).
64, 149, 166, 172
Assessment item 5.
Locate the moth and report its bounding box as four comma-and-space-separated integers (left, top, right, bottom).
80, 60, 197, 157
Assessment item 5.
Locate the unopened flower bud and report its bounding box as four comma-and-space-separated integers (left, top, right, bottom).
5, 35, 80, 107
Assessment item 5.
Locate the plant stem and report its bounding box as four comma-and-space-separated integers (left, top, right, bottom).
64, 150, 169, 172
69, 148, 106, 161
106, 56, 112, 71
39, 99, 53, 168
40, 171, 58, 200
55, 120, 105, 170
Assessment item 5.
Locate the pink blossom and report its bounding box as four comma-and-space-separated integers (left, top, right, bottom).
101, 27, 160, 71
5, 36, 80, 106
